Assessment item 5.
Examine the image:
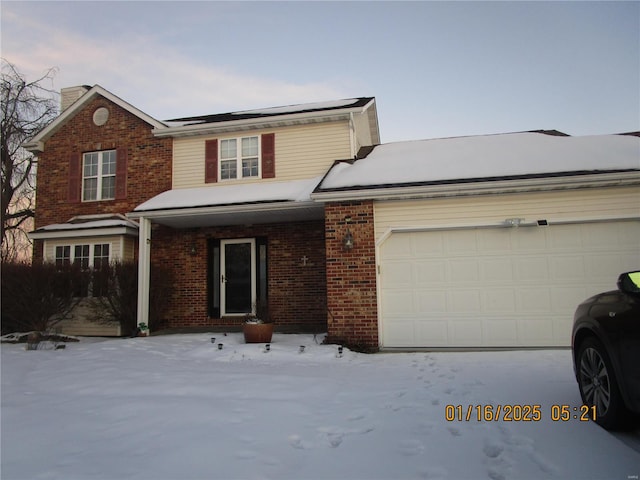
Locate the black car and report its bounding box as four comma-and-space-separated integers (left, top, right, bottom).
572, 271, 640, 430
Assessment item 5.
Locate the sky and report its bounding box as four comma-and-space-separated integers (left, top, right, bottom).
1, 1, 639, 143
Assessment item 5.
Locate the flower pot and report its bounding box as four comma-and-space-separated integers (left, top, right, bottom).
243, 322, 274, 343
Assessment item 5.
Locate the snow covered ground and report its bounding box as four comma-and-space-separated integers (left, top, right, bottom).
2, 333, 639, 480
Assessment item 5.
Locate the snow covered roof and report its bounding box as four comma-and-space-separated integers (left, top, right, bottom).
30, 214, 139, 239
156, 97, 379, 142
165, 98, 374, 126
130, 178, 324, 228
314, 132, 640, 199
134, 178, 320, 212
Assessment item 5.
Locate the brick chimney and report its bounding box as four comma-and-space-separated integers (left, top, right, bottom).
60, 86, 90, 111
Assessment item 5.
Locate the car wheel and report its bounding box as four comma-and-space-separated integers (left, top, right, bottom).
577, 337, 629, 430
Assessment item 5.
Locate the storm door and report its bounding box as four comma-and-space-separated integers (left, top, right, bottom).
220, 239, 256, 316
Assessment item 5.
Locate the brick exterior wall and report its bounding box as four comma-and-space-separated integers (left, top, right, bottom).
151, 220, 327, 333
31, 92, 379, 345
32, 96, 172, 260
325, 201, 379, 350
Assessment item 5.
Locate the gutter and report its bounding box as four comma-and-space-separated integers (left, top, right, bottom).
311, 171, 640, 202
29, 225, 139, 240
128, 199, 323, 220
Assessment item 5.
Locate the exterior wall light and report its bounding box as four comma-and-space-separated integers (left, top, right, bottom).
190, 243, 197, 256
505, 218, 524, 227
343, 229, 354, 250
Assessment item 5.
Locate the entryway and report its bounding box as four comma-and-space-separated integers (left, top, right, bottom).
220, 238, 256, 316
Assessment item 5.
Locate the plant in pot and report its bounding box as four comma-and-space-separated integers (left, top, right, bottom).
136, 322, 149, 337
243, 300, 274, 343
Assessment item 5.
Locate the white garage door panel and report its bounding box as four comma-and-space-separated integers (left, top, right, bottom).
380, 220, 640, 347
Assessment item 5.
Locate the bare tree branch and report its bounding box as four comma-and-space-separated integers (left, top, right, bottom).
1, 59, 58, 261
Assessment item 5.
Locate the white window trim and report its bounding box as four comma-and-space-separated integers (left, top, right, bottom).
53, 242, 113, 266
53, 242, 112, 298
219, 135, 261, 181
82, 150, 116, 202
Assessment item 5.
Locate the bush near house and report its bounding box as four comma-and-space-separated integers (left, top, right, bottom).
93, 261, 172, 336
1, 261, 86, 335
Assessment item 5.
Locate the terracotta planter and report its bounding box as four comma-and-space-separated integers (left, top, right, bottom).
243, 323, 274, 343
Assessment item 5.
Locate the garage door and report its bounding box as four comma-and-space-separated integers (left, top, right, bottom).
379, 220, 640, 348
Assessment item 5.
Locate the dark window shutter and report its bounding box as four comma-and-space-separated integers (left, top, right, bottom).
261, 133, 275, 179
205, 139, 218, 183
115, 148, 128, 199
68, 153, 81, 203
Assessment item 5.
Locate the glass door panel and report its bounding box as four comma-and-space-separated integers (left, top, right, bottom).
221, 239, 255, 315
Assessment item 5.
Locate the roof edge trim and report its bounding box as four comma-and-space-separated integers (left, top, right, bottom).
311, 171, 640, 202
153, 100, 375, 138
29, 226, 139, 240
128, 199, 322, 220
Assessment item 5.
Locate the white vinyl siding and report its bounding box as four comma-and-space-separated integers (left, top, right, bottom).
374, 187, 640, 241
351, 109, 376, 154
172, 121, 352, 189
121, 236, 137, 261
54, 299, 122, 337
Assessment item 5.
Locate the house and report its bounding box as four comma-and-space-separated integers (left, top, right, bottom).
26, 85, 640, 349
26, 86, 379, 340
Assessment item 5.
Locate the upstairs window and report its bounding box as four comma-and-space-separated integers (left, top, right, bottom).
69, 149, 127, 203
82, 150, 116, 201
205, 134, 274, 184
220, 136, 260, 180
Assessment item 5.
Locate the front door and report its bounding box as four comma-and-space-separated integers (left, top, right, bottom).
220, 239, 256, 316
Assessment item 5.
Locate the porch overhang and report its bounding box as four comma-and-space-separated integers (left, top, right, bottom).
128, 200, 324, 228
29, 214, 139, 240
128, 177, 325, 228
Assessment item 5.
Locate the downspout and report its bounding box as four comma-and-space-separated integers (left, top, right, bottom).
136, 217, 151, 334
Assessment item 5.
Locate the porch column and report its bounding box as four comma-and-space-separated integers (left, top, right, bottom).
136, 216, 151, 333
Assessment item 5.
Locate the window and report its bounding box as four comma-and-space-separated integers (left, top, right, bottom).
83, 150, 116, 201
53, 243, 111, 297
220, 136, 259, 180
204, 134, 274, 184
93, 244, 110, 269
74, 245, 91, 297
92, 244, 110, 297
55, 246, 71, 266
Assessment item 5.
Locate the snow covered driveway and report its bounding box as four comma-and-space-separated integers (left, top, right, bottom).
1, 333, 638, 480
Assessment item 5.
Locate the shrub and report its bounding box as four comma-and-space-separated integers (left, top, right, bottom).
93, 261, 172, 335
1, 261, 85, 334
